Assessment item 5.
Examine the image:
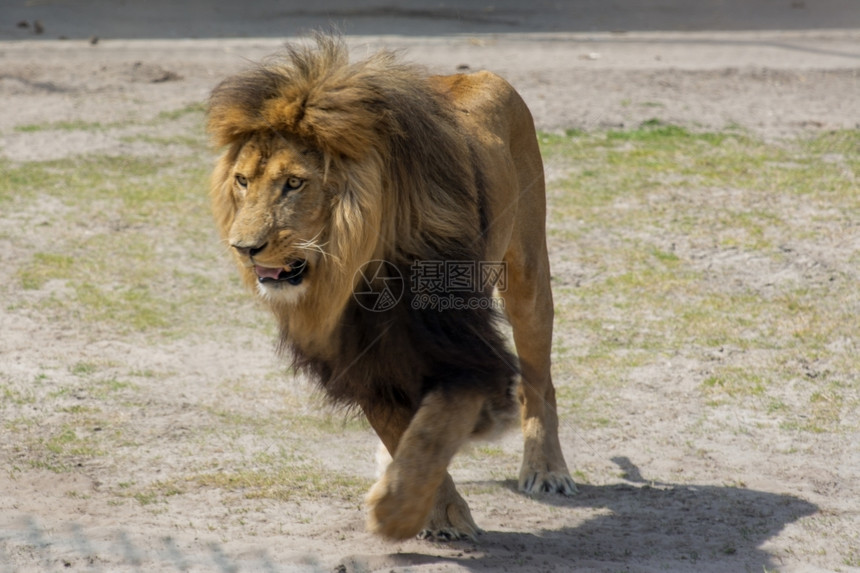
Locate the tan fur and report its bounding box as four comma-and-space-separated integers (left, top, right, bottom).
207, 35, 575, 541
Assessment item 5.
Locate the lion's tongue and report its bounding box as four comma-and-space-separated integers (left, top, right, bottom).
255, 266, 284, 280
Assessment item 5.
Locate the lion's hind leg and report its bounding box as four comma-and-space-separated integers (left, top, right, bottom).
365, 391, 485, 540
418, 473, 482, 541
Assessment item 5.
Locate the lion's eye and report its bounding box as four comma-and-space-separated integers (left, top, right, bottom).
283, 177, 304, 194
235, 174, 248, 188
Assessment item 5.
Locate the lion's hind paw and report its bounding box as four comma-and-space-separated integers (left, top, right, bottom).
420, 489, 483, 543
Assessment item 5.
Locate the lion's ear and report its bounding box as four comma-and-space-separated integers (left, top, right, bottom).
207, 103, 256, 148
207, 72, 275, 148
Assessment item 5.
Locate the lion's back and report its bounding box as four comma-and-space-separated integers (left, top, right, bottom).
431, 70, 545, 263
431, 70, 535, 141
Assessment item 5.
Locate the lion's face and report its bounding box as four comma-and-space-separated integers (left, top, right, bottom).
226, 132, 329, 302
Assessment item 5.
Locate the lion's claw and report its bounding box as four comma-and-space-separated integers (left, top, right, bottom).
418, 526, 481, 543
419, 474, 483, 542
519, 470, 578, 496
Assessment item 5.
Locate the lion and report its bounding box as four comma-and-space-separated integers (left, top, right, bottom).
206, 35, 576, 541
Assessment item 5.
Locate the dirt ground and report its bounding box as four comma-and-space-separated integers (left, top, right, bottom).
1, 26, 859, 573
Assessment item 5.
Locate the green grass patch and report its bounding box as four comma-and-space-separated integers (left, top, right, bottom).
702, 367, 767, 400
14, 102, 207, 134
23, 424, 107, 472
191, 463, 372, 503
116, 458, 372, 507
606, 120, 727, 146
91, 377, 137, 397
70, 362, 99, 376
15, 120, 107, 133
156, 101, 207, 122
0, 154, 206, 211
1, 148, 240, 336
541, 126, 859, 432
120, 132, 207, 149
1, 385, 35, 407
18, 253, 76, 290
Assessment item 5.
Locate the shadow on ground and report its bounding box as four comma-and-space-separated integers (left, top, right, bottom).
340, 457, 817, 572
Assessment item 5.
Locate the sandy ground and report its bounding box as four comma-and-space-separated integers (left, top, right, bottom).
1, 18, 859, 573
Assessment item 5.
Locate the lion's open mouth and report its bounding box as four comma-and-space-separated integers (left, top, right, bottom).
254, 259, 308, 286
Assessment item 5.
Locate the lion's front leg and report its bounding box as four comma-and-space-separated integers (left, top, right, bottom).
373, 446, 481, 541
364, 391, 485, 540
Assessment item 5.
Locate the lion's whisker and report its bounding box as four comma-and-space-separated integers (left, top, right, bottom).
217, 238, 235, 256
292, 229, 341, 266
295, 240, 341, 267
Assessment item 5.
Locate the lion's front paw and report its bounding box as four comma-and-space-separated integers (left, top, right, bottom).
519, 468, 578, 496
366, 473, 434, 540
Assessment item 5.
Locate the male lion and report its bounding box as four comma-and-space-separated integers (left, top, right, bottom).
207, 35, 576, 541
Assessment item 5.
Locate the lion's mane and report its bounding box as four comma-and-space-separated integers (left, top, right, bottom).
208, 36, 517, 422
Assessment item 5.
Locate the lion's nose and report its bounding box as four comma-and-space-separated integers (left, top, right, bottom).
232, 241, 267, 258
